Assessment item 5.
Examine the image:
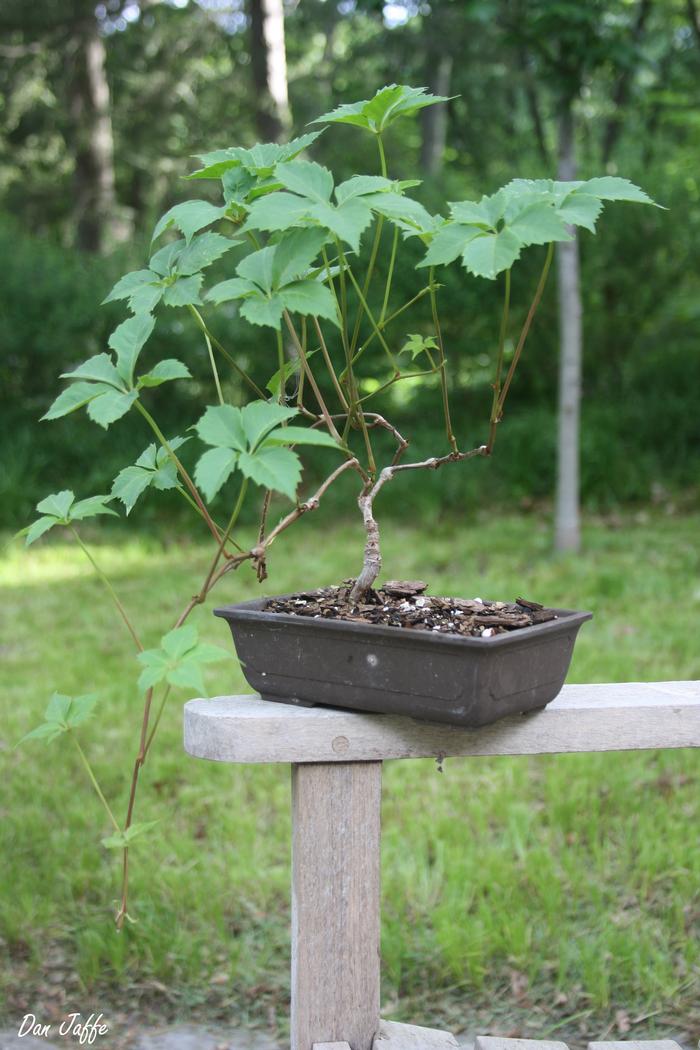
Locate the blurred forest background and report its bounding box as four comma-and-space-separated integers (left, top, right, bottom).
0, 0, 698, 535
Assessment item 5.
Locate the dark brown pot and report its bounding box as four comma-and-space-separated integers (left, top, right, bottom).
214, 598, 591, 728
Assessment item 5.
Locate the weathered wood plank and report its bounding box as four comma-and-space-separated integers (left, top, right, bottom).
184, 682, 700, 765
589, 1042, 683, 1050
374, 1020, 460, 1050
476, 1040, 568, 1050
291, 761, 382, 1050
313, 1043, 353, 1050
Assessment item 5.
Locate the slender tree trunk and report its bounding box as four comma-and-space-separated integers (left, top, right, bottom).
554, 103, 583, 553
420, 54, 452, 176
249, 0, 291, 142
69, 14, 119, 253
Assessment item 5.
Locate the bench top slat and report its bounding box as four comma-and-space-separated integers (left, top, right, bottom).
183, 681, 700, 765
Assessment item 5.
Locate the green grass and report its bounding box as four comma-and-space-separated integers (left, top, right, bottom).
1, 510, 699, 1041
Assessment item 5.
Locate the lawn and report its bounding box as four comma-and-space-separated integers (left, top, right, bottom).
1, 509, 699, 1043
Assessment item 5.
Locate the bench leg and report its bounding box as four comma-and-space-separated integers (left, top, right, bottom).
291, 761, 382, 1050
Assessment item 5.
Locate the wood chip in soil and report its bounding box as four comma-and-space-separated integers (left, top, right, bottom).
264, 584, 557, 638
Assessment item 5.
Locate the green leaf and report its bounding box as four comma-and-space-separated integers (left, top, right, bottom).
265, 349, 318, 399
362, 192, 434, 232
278, 280, 339, 325
400, 333, 439, 360
461, 229, 522, 279
238, 446, 301, 501
194, 447, 239, 502
195, 404, 247, 450
37, 490, 75, 519
161, 624, 197, 660
42, 382, 111, 421
272, 227, 329, 286
111, 466, 153, 515
177, 233, 237, 275
579, 177, 658, 206
46, 692, 73, 722
418, 223, 481, 268
556, 192, 603, 233
276, 160, 333, 203
312, 84, 450, 134
242, 192, 310, 234
309, 198, 373, 253
450, 195, 504, 228
66, 694, 99, 728
166, 662, 207, 695
161, 274, 204, 308
239, 293, 285, 328
240, 401, 298, 449
70, 495, 118, 520
23, 516, 59, 546
102, 819, 160, 850
102, 270, 155, 304
149, 241, 184, 277
137, 660, 169, 693
61, 353, 124, 389
237, 246, 277, 292
206, 278, 257, 305
86, 389, 139, 429
508, 201, 573, 246
138, 359, 191, 387
187, 129, 324, 180
262, 425, 340, 448
18, 721, 66, 745
152, 200, 226, 243
109, 314, 156, 386
334, 175, 394, 204
129, 283, 164, 315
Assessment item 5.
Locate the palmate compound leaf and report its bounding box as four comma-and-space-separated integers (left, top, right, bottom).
17, 692, 98, 747
136, 625, 229, 697
111, 436, 188, 514
186, 129, 324, 180
101, 819, 160, 851
151, 200, 227, 244
311, 84, 451, 134
18, 490, 116, 545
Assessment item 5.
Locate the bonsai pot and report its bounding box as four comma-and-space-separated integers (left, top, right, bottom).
214, 598, 592, 728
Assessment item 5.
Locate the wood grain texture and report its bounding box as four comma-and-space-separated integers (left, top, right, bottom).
476, 1039, 569, 1050
374, 1019, 460, 1050
588, 1043, 683, 1050
313, 1043, 353, 1050
291, 762, 382, 1050
184, 682, 700, 765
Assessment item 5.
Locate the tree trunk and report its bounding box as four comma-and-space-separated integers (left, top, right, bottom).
554, 103, 582, 553
69, 14, 119, 253
420, 54, 452, 176
249, 0, 291, 142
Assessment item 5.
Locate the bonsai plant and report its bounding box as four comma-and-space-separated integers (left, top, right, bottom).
19, 84, 658, 924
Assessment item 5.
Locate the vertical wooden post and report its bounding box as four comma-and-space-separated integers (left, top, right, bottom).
291, 761, 382, 1050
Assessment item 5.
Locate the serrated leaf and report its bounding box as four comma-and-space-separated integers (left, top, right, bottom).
137, 662, 168, 693
162, 274, 204, 308
312, 84, 450, 133
240, 401, 298, 449
61, 353, 124, 389
152, 200, 226, 243
194, 447, 239, 501
176, 232, 236, 275
166, 662, 207, 695
580, 176, 658, 205
242, 192, 310, 234
102, 819, 159, 850
508, 201, 573, 246
188, 129, 324, 180
238, 446, 301, 500
87, 389, 139, 429
206, 277, 257, 305
196, 404, 247, 450
161, 624, 197, 660
450, 197, 500, 228
556, 192, 603, 233
237, 246, 277, 292
276, 160, 333, 203
42, 381, 111, 421
362, 192, 434, 232
17, 721, 66, 745
279, 280, 339, 325
70, 495, 118, 520
138, 359, 191, 387
111, 466, 153, 515
37, 490, 74, 519
129, 283, 164, 315
334, 175, 394, 204
240, 293, 285, 328
109, 314, 157, 386
262, 425, 340, 448
309, 198, 373, 253
23, 515, 59, 545
102, 269, 155, 305
400, 333, 439, 360
418, 223, 481, 268
46, 692, 72, 722
461, 229, 522, 279
272, 227, 329, 286
66, 694, 99, 728
149, 241, 185, 277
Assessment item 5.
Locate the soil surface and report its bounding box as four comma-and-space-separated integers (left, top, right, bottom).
265, 581, 558, 638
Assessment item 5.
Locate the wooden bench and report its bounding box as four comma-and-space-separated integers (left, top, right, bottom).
184, 682, 700, 1050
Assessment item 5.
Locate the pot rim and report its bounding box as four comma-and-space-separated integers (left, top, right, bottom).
214, 595, 593, 650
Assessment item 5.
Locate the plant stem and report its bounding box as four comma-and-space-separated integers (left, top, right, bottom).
487, 267, 511, 451
69, 526, 142, 651
188, 305, 265, 399
143, 685, 171, 759
189, 305, 223, 405
428, 267, 457, 451
380, 225, 399, 325
496, 242, 554, 417
283, 313, 345, 445
376, 133, 388, 177
344, 256, 399, 374
70, 733, 120, 832
312, 317, 349, 411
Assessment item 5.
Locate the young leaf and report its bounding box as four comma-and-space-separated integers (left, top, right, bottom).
311, 84, 450, 134
86, 389, 139, 429
102, 819, 160, 850
136, 626, 229, 696
17, 692, 98, 747
400, 333, 439, 360
276, 160, 334, 203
